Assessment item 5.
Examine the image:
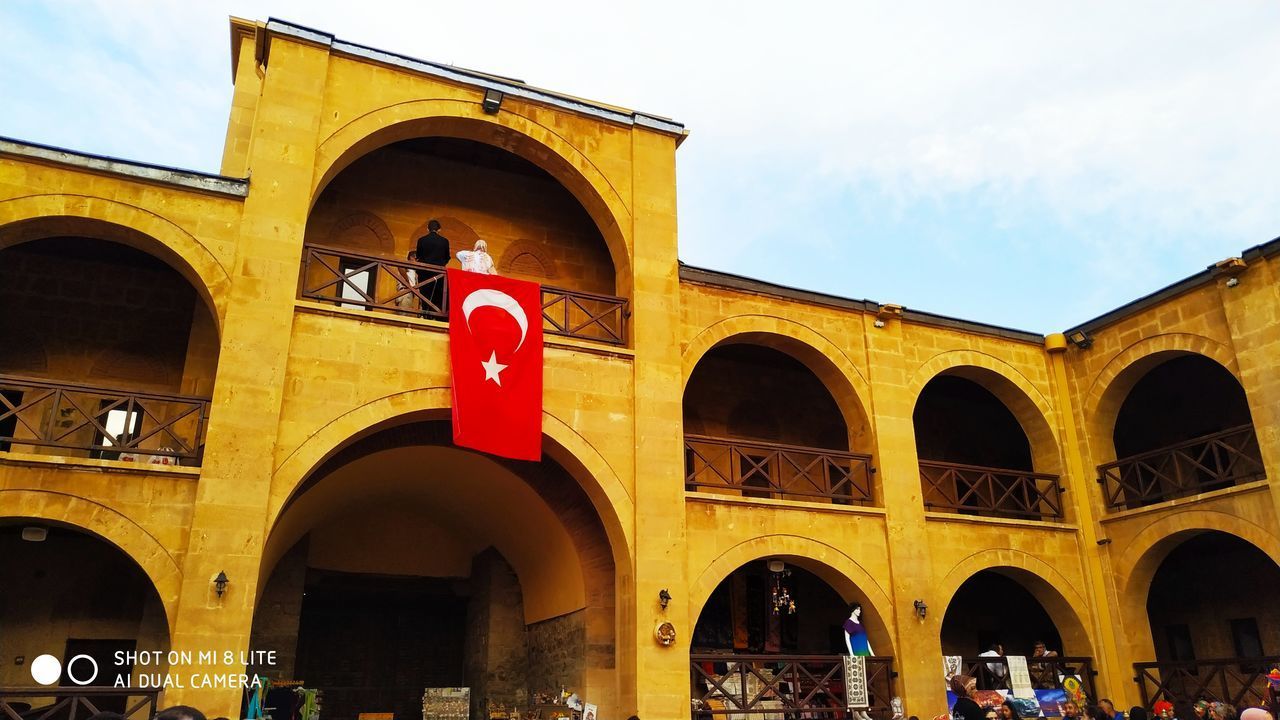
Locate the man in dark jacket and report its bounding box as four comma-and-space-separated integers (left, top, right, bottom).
414, 219, 450, 315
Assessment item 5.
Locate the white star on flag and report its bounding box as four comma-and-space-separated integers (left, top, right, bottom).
480, 350, 508, 385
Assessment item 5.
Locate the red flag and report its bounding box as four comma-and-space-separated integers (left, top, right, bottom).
448, 268, 543, 460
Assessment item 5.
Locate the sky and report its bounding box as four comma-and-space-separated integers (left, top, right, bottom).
1, 1, 1277, 332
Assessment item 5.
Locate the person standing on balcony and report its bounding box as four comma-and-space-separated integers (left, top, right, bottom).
457, 239, 498, 275
415, 219, 450, 315
396, 250, 419, 313
979, 643, 1007, 682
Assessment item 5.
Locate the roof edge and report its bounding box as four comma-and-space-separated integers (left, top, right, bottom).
679, 264, 1045, 344
262, 18, 685, 138
0, 136, 249, 198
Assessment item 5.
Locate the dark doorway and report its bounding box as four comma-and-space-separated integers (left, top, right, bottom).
941, 570, 1064, 657
295, 570, 467, 720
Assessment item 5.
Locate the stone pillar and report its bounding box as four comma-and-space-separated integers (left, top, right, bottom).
464, 548, 528, 718
861, 313, 943, 714
1215, 256, 1280, 524
1044, 333, 1128, 703
628, 126, 688, 719
164, 33, 331, 717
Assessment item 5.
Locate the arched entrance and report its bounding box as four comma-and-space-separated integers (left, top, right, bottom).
939, 568, 1096, 707
252, 420, 619, 720
298, 135, 628, 345
1134, 531, 1280, 712
0, 231, 219, 465
683, 341, 875, 505
689, 559, 895, 718
913, 369, 1063, 521
1099, 354, 1263, 510
0, 521, 170, 719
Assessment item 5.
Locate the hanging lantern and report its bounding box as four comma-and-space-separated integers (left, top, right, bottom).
769, 562, 796, 615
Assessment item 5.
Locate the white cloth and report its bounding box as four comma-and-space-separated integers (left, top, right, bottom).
980, 650, 1008, 678
457, 249, 497, 275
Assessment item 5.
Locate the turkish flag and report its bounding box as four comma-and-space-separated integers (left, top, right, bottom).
448, 268, 543, 460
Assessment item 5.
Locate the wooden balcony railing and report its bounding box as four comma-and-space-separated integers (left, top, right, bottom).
299, 243, 629, 345
0, 687, 159, 720
957, 655, 1097, 699
1134, 657, 1280, 710
921, 460, 1065, 520
684, 435, 875, 505
1097, 425, 1266, 511
0, 375, 209, 465
690, 653, 896, 718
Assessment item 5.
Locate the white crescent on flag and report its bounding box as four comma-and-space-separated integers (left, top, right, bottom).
461, 288, 530, 351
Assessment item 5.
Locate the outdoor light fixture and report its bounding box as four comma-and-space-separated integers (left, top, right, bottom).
20, 526, 47, 542
213, 571, 229, 598
769, 561, 796, 615
913, 599, 928, 619
482, 88, 504, 114
1067, 330, 1092, 349
659, 588, 671, 610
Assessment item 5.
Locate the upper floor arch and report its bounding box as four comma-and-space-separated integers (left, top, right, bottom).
310, 100, 633, 293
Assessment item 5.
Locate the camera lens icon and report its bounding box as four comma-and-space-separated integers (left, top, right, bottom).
30, 653, 99, 686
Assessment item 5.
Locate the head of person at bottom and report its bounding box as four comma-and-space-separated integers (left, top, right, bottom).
155, 706, 207, 720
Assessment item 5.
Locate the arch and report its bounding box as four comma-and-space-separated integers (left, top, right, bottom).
268, 387, 633, 575
311, 99, 632, 293
683, 315, 875, 453
688, 534, 897, 657
0, 196, 230, 332
1081, 334, 1242, 464
329, 211, 395, 255
937, 548, 1094, 657
0, 489, 182, 634
908, 350, 1062, 474
1112, 511, 1280, 662
499, 239, 559, 280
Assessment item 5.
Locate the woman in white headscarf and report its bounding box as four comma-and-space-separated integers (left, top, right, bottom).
457, 239, 497, 275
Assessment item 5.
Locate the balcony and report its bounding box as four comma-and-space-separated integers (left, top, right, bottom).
0, 375, 209, 466
1097, 425, 1265, 511
684, 434, 875, 505
921, 460, 1065, 521
0, 687, 159, 720
690, 653, 896, 719
1134, 656, 1280, 709
299, 243, 629, 345
956, 655, 1098, 697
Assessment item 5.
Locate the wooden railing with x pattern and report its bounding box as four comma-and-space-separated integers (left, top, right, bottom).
957, 655, 1097, 699
920, 460, 1065, 520
0, 687, 160, 720
1134, 657, 1280, 711
1097, 424, 1266, 511
0, 375, 210, 464
690, 654, 896, 719
299, 243, 629, 345
684, 435, 875, 505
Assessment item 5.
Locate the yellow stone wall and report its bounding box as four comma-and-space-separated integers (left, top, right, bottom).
0, 16, 1278, 720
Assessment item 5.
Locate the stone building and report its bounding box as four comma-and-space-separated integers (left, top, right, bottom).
1, 17, 1278, 720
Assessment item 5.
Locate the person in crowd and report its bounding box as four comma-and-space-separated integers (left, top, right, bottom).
1193, 702, 1211, 720
457, 239, 497, 275
1100, 699, 1126, 720
1084, 706, 1107, 720
999, 699, 1020, 720
1130, 706, 1150, 720
1208, 702, 1238, 720
1239, 709, 1272, 720
985, 709, 999, 720
950, 674, 986, 720
1153, 701, 1176, 720
980, 643, 1007, 680
1063, 702, 1082, 720
414, 219, 450, 312
154, 706, 207, 720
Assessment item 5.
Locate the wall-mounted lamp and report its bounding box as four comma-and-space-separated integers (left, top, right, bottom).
658, 588, 671, 610
213, 571, 229, 598
482, 88, 504, 114
1067, 330, 1092, 349
913, 599, 928, 619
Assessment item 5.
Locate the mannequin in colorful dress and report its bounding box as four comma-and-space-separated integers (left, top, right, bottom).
843, 602, 873, 656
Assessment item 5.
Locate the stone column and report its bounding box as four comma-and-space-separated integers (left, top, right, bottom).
628, 125, 688, 719
164, 32, 331, 717
861, 313, 944, 714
